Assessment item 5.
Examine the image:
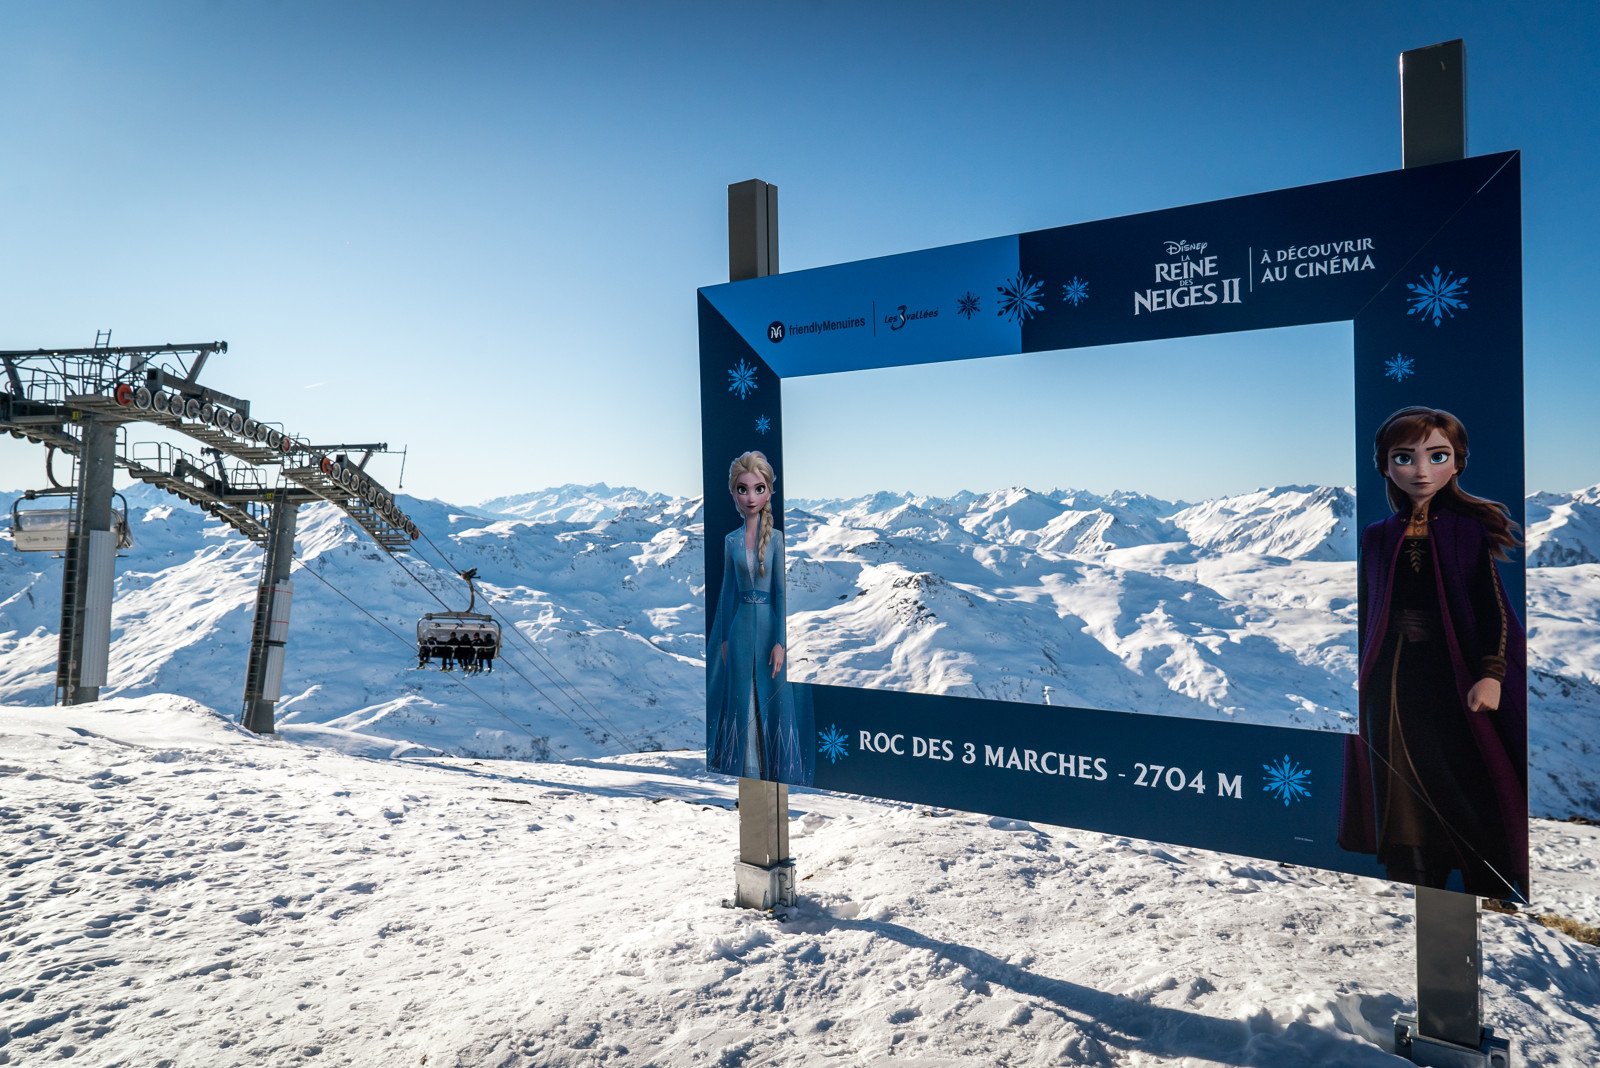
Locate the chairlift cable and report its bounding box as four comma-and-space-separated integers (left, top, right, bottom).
306, 499, 621, 747
410, 526, 627, 724
381, 546, 637, 753
403, 530, 618, 719
286, 545, 625, 757
390, 543, 638, 751
408, 527, 644, 751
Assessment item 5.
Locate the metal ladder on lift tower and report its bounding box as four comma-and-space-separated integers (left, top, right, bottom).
241, 577, 277, 710
53, 456, 83, 704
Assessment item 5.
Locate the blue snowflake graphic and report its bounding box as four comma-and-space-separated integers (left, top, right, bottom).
728, 359, 758, 400
957, 291, 981, 319
818, 724, 849, 764
755, 415, 771, 435
996, 273, 1045, 324
1406, 265, 1469, 327
1262, 755, 1312, 807
1062, 276, 1090, 307
1384, 353, 1415, 382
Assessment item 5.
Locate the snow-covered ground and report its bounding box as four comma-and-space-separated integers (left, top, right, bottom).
3, 696, 1598, 1067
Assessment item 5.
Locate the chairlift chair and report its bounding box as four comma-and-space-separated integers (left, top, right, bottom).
8, 489, 133, 553
415, 568, 502, 669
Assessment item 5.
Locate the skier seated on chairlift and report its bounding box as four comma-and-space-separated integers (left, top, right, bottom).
456, 631, 477, 674
440, 631, 458, 671
417, 635, 437, 669
475, 631, 494, 674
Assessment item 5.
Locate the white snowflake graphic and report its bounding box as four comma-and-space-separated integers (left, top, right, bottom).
755, 415, 771, 435
1062, 276, 1090, 307
957, 291, 981, 320
818, 724, 849, 764
728, 359, 758, 400
1406, 265, 1469, 326
996, 273, 1045, 324
1262, 755, 1312, 807
1384, 353, 1415, 382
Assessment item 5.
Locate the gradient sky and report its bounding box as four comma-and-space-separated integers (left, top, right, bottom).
3, 1, 1596, 504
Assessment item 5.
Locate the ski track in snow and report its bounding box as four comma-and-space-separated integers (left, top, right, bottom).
2, 698, 1598, 1068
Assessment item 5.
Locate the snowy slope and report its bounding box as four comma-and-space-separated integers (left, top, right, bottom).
4, 483, 1600, 820
0, 483, 706, 763
1, 696, 1597, 1068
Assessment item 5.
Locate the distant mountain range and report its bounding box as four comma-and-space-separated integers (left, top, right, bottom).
2, 479, 1598, 818
792, 483, 1357, 560
478, 483, 678, 524
783, 484, 1361, 725
1528, 484, 1600, 567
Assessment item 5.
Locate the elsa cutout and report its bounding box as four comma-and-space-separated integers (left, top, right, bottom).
707, 450, 813, 784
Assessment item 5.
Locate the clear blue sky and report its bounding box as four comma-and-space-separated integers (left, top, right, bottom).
2, 1, 1596, 503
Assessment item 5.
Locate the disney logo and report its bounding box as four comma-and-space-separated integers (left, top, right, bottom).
1165, 239, 1209, 256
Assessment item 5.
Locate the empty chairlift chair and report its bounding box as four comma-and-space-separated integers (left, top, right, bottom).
8, 489, 133, 553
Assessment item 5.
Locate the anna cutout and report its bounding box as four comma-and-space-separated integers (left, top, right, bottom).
707, 451, 813, 784
1338, 406, 1528, 900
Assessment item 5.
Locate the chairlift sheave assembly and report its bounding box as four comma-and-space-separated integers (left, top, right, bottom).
415, 567, 501, 673
8, 488, 133, 553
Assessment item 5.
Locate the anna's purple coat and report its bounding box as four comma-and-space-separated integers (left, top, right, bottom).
1337, 508, 1528, 896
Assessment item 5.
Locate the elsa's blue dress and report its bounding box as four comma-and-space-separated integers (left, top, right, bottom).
707, 525, 812, 784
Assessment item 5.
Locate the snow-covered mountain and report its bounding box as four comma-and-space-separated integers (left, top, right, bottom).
1170, 484, 1356, 561
4, 481, 1600, 819
1528, 484, 1600, 566
478, 482, 677, 523
0, 481, 708, 763
785, 482, 1600, 819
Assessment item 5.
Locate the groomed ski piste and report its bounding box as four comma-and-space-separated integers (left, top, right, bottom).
3, 697, 1599, 1067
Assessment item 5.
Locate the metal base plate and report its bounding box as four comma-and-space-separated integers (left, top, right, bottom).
733, 859, 795, 911
1395, 1014, 1512, 1068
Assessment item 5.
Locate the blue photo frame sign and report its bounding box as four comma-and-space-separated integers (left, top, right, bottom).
698, 152, 1523, 885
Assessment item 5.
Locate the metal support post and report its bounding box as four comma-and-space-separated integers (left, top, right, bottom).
56, 413, 118, 705
1394, 886, 1510, 1068
727, 179, 795, 910
1389, 38, 1511, 1068
1401, 39, 1467, 169
241, 496, 299, 734
736, 777, 794, 910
